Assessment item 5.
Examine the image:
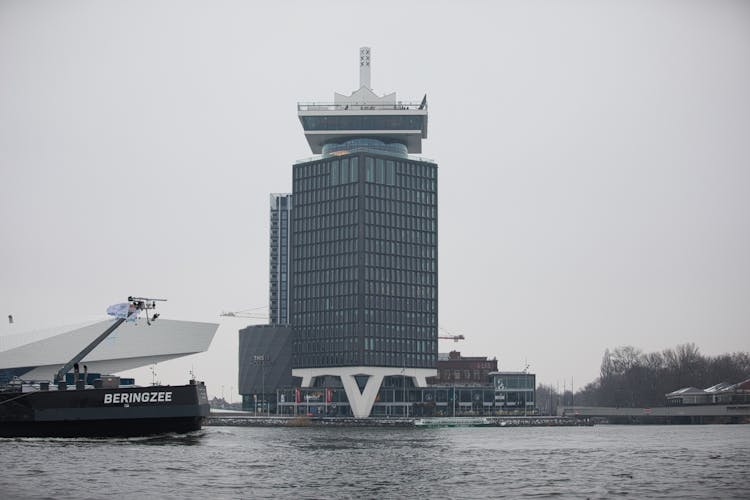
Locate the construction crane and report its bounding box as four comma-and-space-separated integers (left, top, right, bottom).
437, 325, 465, 342
219, 306, 268, 320
438, 334, 465, 342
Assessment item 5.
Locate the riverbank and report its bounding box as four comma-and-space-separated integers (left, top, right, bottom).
206, 413, 591, 427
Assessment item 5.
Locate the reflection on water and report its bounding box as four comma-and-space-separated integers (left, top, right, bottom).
1, 425, 749, 498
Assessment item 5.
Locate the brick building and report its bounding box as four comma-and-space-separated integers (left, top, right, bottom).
429, 351, 498, 385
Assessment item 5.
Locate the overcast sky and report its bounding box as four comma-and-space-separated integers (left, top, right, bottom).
1, 0, 749, 398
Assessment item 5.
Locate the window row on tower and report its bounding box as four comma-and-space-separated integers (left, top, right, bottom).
365, 201, 437, 219
365, 185, 435, 206
363, 309, 436, 326
294, 295, 358, 314
364, 267, 435, 287
291, 281, 437, 304
294, 296, 436, 326
293, 309, 359, 326
293, 252, 358, 274
292, 280, 358, 299
364, 295, 436, 313
295, 170, 356, 192
363, 324, 436, 339
294, 184, 435, 216
364, 172, 435, 194
294, 241, 358, 261
296, 337, 357, 354
294, 224, 357, 244
364, 281, 436, 300
293, 266, 358, 286
292, 351, 435, 370
365, 238, 436, 258
293, 337, 358, 355
294, 191, 358, 215
295, 324, 355, 340
362, 353, 434, 369
365, 253, 435, 273
364, 338, 435, 355
291, 307, 436, 328
294, 159, 436, 204
364, 224, 435, 243
294, 210, 357, 231
294, 295, 436, 317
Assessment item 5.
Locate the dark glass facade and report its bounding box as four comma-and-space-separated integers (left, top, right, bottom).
269, 194, 292, 324
493, 372, 536, 409
300, 115, 425, 132
291, 151, 438, 370
238, 324, 294, 411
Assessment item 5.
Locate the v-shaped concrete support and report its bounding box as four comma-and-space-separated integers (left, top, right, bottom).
340, 373, 384, 418
293, 366, 437, 418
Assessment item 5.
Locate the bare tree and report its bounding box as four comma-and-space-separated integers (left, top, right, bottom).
571, 344, 749, 407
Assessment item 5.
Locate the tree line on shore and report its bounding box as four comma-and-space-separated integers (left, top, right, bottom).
537, 343, 750, 412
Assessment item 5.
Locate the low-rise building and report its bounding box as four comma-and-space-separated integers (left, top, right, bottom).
491, 371, 536, 412
666, 379, 750, 406
428, 351, 498, 385
238, 324, 294, 412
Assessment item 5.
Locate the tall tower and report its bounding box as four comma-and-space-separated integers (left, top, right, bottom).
291, 48, 438, 417
269, 193, 292, 324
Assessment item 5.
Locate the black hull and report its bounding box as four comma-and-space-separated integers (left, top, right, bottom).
0, 416, 204, 438
0, 382, 209, 438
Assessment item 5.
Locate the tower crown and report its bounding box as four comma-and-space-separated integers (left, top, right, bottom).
297, 47, 428, 155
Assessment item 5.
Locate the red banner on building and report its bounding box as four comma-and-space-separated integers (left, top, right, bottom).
295, 387, 301, 404
326, 387, 333, 404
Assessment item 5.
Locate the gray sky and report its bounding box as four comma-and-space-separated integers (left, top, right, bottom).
1, 0, 749, 398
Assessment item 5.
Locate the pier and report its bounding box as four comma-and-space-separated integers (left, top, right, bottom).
560, 404, 750, 424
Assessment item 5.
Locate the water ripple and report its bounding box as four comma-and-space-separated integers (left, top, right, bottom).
1, 425, 749, 498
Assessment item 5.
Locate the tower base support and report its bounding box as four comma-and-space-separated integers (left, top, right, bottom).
292, 366, 437, 418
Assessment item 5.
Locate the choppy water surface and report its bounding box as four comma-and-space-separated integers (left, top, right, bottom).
1, 424, 748, 499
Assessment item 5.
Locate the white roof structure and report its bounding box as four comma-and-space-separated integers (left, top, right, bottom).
297, 47, 428, 154
0, 319, 218, 381
665, 387, 707, 397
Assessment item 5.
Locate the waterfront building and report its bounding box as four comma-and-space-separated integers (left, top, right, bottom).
429, 350, 498, 385
290, 47, 438, 417
491, 371, 536, 411
277, 383, 512, 417
238, 324, 294, 412
666, 379, 750, 406
269, 193, 292, 325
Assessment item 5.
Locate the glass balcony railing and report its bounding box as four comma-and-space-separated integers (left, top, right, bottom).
298, 101, 426, 112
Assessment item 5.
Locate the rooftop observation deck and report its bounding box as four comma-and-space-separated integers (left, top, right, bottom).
297, 48, 430, 155
297, 100, 427, 113
297, 99, 428, 154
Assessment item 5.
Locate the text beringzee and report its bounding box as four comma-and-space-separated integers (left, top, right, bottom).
103, 391, 173, 404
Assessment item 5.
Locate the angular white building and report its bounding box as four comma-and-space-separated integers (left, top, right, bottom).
0, 319, 218, 383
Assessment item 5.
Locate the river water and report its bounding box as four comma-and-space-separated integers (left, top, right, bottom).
1, 424, 748, 499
